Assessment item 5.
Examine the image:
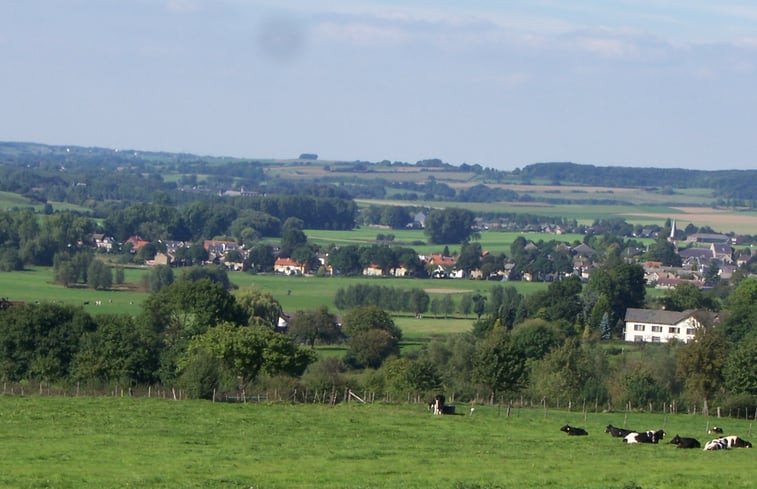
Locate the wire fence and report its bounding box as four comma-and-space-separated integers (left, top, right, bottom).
2, 380, 756, 422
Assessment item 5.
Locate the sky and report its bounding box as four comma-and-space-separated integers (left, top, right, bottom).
1, 1, 756, 171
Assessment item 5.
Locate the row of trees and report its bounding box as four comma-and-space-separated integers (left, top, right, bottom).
0, 271, 753, 410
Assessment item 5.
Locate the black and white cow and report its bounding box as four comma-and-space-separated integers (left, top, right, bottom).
429, 394, 445, 415
623, 430, 665, 444
605, 424, 634, 438
560, 424, 588, 436
428, 394, 455, 415
704, 436, 752, 450
708, 426, 724, 434
669, 434, 701, 449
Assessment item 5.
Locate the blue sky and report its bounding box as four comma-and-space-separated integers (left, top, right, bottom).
2, 1, 756, 170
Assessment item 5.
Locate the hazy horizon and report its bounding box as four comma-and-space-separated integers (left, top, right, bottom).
2, 1, 756, 171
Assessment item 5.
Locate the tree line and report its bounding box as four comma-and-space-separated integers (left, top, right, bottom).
0, 267, 754, 411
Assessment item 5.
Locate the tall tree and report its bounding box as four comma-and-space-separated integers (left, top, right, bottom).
676, 318, 728, 415
585, 262, 646, 333
472, 326, 527, 401
661, 282, 718, 312
423, 208, 477, 244
236, 287, 282, 329
721, 277, 757, 343
140, 279, 244, 383
723, 334, 757, 396
287, 307, 342, 347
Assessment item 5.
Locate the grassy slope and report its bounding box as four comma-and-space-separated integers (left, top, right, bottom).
0, 396, 753, 489
0, 267, 547, 342
0, 190, 91, 213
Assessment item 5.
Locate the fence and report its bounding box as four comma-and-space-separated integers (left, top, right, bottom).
2, 381, 756, 422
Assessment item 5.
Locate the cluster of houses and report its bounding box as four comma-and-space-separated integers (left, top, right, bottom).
89, 230, 751, 289
645, 233, 746, 289
88, 226, 753, 345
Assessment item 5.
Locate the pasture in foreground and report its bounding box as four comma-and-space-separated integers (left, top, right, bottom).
0, 396, 753, 489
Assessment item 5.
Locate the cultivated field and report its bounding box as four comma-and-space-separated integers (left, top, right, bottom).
356, 198, 757, 235
0, 396, 753, 489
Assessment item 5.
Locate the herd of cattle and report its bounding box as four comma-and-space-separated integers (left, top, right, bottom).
560, 423, 753, 451
427, 396, 751, 452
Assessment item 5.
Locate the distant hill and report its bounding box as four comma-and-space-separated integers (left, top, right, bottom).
1, 141, 755, 206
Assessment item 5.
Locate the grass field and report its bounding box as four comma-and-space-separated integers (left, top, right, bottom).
0, 266, 550, 314
355, 198, 757, 235
306, 228, 592, 256
0, 190, 92, 214
0, 395, 754, 489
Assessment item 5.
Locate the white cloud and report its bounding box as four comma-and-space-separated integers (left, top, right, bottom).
316, 21, 411, 46
732, 36, 757, 49
570, 35, 640, 58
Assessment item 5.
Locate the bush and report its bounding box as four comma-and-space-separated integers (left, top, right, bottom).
716, 393, 757, 417
177, 350, 227, 400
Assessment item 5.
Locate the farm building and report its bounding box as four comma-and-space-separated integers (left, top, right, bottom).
623, 308, 705, 344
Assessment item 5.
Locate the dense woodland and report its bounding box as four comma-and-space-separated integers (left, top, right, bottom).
0, 141, 755, 413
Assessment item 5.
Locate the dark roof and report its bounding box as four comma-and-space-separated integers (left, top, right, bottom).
678, 248, 712, 259
624, 308, 695, 325
572, 243, 595, 256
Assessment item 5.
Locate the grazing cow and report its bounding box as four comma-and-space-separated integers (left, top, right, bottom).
429, 394, 454, 415
560, 424, 588, 436
669, 434, 700, 449
704, 436, 752, 450
429, 394, 445, 415
623, 430, 665, 444
605, 424, 634, 438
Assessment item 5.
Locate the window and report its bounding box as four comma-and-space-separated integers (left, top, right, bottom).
634, 335, 644, 342
652, 336, 661, 343
686, 328, 696, 335
634, 324, 645, 331
651, 326, 663, 333
668, 327, 680, 334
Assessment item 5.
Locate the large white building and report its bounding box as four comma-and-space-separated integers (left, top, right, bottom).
623, 308, 704, 343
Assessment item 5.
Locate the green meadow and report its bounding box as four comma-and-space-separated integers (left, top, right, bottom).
306, 228, 590, 256
0, 395, 754, 489
0, 266, 549, 319
0, 190, 92, 214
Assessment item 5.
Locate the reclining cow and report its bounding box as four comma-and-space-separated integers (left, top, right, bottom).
704, 436, 752, 450
605, 424, 634, 438
560, 424, 588, 436
623, 430, 665, 444
669, 434, 700, 449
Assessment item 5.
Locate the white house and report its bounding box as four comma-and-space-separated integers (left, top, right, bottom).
623, 308, 703, 343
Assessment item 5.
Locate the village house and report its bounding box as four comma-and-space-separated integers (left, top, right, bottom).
126, 235, 150, 252
623, 308, 706, 343
91, 233, 115, 252
274, 257, 306, 276
362, 263, 384, 277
